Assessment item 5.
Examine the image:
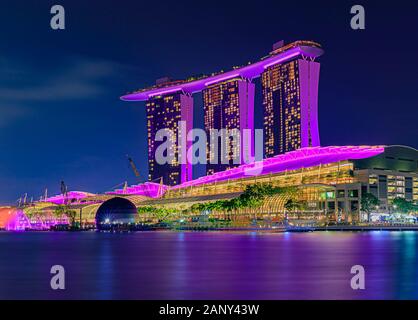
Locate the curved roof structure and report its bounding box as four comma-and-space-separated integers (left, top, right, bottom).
172, 146, 386, 189
121, 41, 324, 101
107, 182, 167, 198
95, 197, 138, 228
110, 145, 386, 196
43, 191, 96, 205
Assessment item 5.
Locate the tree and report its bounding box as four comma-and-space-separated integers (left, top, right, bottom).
188, 184, 298, 216
66, 210, 78, 226
361, 193, 379, 222
284, 199, 305, 219
284, 199, 303, 212
53, 205, 66, 218
137, 206, 179, 221
54, 205, 77, 226
392, 197, 415, 214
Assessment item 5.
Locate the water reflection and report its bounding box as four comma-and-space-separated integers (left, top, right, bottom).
0, 231, 418, 299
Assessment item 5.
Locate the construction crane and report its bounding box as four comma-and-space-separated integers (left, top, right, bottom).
60, 181, 68, 205
126, 155, 144, 182
125, 155, 164, 198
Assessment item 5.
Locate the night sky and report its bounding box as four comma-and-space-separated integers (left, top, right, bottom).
0, 0, 417, 204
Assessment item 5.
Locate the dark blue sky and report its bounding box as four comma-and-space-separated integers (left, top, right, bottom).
0, 0, 417, 204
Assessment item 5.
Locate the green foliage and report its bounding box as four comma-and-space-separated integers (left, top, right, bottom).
392, 197, 416, 214
137, 206, 179, 220
190, 184, 297, 213
24, 207, 45, 219
284, 199, 304, 212
53, 205, 77, 225
361, 193, 380, 222
360, 193, 380, 213
53, 205, 66, 217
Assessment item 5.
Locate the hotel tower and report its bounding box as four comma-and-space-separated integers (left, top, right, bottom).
261, 50, 321, 157
122, 41, 324, 185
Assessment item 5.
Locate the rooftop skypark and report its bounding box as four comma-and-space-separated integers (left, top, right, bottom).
121, 40, 323, 101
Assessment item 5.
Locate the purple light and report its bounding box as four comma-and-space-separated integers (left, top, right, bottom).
299, 59, 320, 148
263, 51, 300, 69
0, 208, 69, 231
42, 191, 95, 204
204, 73, 240, 86
148, 87, 182, 98
107, 182, 168, 197
121, 45, 324, 101
171, 146, 386, 189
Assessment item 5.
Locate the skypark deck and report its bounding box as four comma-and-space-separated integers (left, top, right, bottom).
121, 41, 324, 101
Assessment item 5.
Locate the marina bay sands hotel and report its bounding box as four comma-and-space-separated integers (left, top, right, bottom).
121, 40, 324, 186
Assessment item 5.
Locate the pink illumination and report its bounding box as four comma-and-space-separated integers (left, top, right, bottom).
0, 208, 68, 231
239, 80, 255, 164
42, 191, 95, 205
171, 146, 386, 189
121, 44, 324, 101
180, 94, 194, 183
0, 207, 22, 230
108, 146, 386, 196
299, 59, 321, 148
262, 51, 301, 69
107, 182, 168, 197
204, 73, 240, 86
26, 215, 69, 230
4, 210, 31, 231
148, 87, 182, 98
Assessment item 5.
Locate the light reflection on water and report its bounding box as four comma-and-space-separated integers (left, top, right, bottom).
0, 231, 418, 300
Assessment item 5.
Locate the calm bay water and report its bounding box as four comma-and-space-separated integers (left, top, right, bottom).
0, 231, 417, 300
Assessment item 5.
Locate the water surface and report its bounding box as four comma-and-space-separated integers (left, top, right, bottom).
0, 231, 417, 299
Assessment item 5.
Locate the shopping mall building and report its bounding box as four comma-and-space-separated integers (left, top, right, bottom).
107, 145, 417, 224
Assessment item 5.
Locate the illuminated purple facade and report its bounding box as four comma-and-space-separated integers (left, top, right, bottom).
107, 181, 167, 198
112, 146, 385, 196
121, 41, 324, 101
172, 146, 385, 189
0, 208, 69, 231
121, 41, 324, 184
43, 191, 95, 205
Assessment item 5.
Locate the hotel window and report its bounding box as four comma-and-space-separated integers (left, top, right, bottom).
348, 190, 359, 198
337, 190, 345, 198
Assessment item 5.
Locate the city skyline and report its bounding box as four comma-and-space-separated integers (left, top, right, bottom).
1, 0, 418, 204
127, 40, 324, 186
126, 41, 322, 185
